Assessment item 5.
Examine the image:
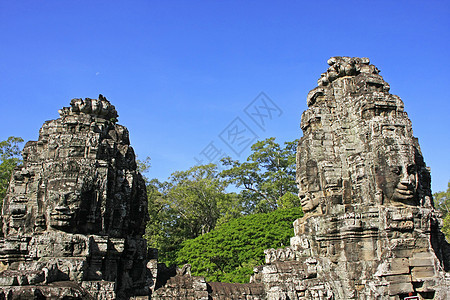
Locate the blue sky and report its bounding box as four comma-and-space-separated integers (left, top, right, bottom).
0, 1, 449, 192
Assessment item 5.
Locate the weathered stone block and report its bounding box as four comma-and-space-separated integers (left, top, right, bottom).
0, 275, 18, 286
385, 274, 412, 284
411, 266, 436, 281
250, 57, 450, 300
388, 282, 414, 295
409, 258, 435, 267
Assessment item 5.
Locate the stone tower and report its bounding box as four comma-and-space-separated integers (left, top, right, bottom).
0, 96, 152, 299
253, 57, 450, 299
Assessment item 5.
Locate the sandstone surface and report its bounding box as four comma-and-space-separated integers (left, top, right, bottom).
251, 56, 450, 299
153, 57, 450, 300
0, 96, 152, 299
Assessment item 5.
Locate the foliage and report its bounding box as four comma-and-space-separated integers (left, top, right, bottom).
176, 207, 303, 283
136, 156, 152, 179
144, 178, 179, 263
434, 181, 450, 218
145, 164, 242, 265
434, 181, 450, 240
0, 137, 24, 202
221, 138, 299, 213
143, 138, 300, 267
0, 136, 24, 236
442, 214, 450, 242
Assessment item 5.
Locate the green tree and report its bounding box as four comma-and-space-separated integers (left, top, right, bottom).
221, 138, 299, 213
434, 181, 450, 218
145, 164, 242, 265
136, 156, 151, 181
176, 207, 303, 283
434, 181, 450, 240
442, 214, 450, 242
144, 178, 181, 263
0, 136, 24, 236
0, 136, 24, 203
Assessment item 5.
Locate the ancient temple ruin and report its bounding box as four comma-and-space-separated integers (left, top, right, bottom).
249, 57, 450, 299
0, 57, 449, 299
153, 57, 450, 299
0, 96, 152, 299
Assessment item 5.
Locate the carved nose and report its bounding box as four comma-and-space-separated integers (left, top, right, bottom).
400, 172, 411, 185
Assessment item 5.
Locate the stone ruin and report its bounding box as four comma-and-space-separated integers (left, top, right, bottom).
0, 96, 153, 299
152, 57, 450, 299
1, 58, 449, 299
249, 57, 450, 299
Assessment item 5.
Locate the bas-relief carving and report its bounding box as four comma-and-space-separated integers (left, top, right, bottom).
296, 57, 428, 215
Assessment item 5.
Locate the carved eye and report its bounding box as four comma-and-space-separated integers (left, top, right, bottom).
407, 165, 416, 175
390, 166, 401, 175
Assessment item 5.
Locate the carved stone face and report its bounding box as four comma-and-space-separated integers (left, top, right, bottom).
374, 140, 418, 205
49, 192, 80, 229
392, 164, 418, 202
46, 178, 82, 230
297, 160, 323, 213
45, 171, 98, 233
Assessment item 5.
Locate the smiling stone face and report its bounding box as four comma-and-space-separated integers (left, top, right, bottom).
42, 162, 100, 234
2, 95, 148, 238
296, 160, 323, 213
373, 141, 419, 205
296, 56, 432, 215
257, 57, 450, 300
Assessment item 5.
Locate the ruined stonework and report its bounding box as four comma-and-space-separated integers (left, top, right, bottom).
1, 58, 449, 300
251, 57, 450, 299
152, 265, 266, 300
0, 96, 152, 299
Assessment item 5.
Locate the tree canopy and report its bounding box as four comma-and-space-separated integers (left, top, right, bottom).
145, 164, 243, 265
434, 181, 450, 240
175, 207, 303, 283
0, 136, 24, 202
220, 137, 299, 213
144, 138, 299, 266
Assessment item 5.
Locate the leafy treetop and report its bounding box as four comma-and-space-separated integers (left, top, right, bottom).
176, 207, 303, 283
0, 137, 24, 202
220, 137, 299, 213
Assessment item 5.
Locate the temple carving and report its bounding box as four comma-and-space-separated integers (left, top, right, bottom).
0, 96, 152, 299
250, 57, 450, 299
